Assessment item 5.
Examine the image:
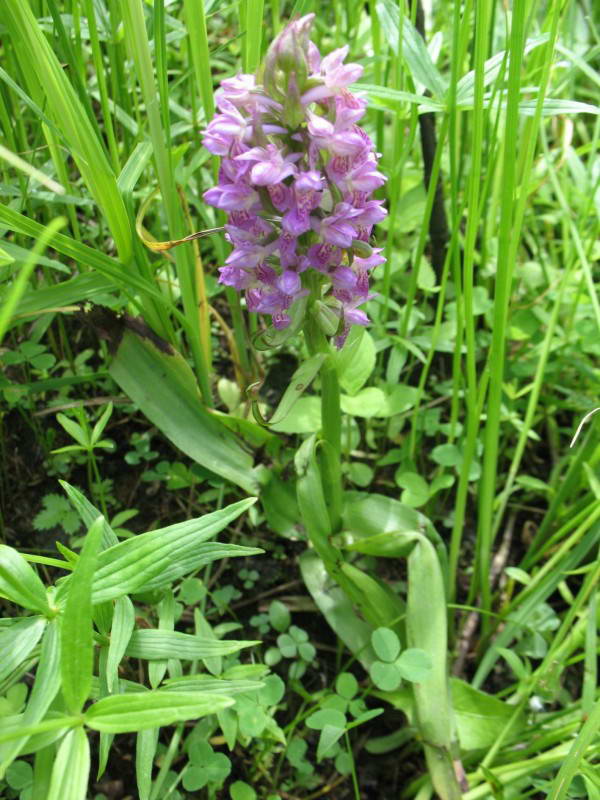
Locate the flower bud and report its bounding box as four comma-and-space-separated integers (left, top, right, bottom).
313, 299, 343, 337
281, 73, 306, 128
263, 14, 314, 97
350, 239, 374, 258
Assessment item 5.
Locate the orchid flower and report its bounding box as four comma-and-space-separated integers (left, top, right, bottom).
202, 14, 386, 340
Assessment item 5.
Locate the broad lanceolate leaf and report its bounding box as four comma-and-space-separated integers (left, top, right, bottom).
0, 546, 49, 613
88, 498, 258, 603
269, 396, 321, 434
341, 493, 449, 579
455, 36, 549, 106
339, 385, 418, 418
260, 472, 300, 539
0, 716, 79, 747
299, 551, 377, 670
0, 617, 47, 686
519, 98, 600, 116
345, 529, 421, 559
375, 0, 447, 97
359, 83, 443, 113
0, 713, 67, 763
60, 481, 122, 549
136, 727, 159, 800
339, 562, 405, 636
46, 727, 90, 800
450, 678, 524, 750
335, 329, 376, 396
109, 325, 259, 493
296, 442, 340, 566
405, 533, 458, 787
125, 630, 259, 661
60, 517, 104, 713
106, 596, 135, 693
342, 493, 425, 538
258, 353, 326, 426
163, 676, 265, 695
84, 691, 234, 733
0, 621, 61, 777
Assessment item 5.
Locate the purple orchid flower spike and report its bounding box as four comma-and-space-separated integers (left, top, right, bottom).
202, 15, 386, 339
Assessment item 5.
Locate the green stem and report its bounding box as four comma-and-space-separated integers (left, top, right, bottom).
149, 724, 184, 800
225, 285, 252, 380
303, 316, 343, 533
345, 731, 360, 800
476, 0, 527, 627
447, 0, 492, 608
82, 0, 120, 174
89, 451, 108, 520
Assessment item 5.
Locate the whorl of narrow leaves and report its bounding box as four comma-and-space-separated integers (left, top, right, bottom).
202, 14, 386, 345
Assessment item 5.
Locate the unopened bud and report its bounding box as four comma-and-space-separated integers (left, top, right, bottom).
275, 31, 305, 73
282, 73, 306, 128
351, 239, 374, 258
313, 300, 342, 337
263, 14, 314, 97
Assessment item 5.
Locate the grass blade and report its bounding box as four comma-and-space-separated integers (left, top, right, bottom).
4, 0, 132, 264
60, 517, 104, 714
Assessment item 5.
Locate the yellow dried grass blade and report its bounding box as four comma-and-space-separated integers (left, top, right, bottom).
135, 189, 224, 252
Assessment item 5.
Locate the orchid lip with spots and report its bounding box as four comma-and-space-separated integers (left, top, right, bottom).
202, 14, 386, 343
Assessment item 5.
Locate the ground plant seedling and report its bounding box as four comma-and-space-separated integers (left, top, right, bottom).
1, 1, 600, 799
